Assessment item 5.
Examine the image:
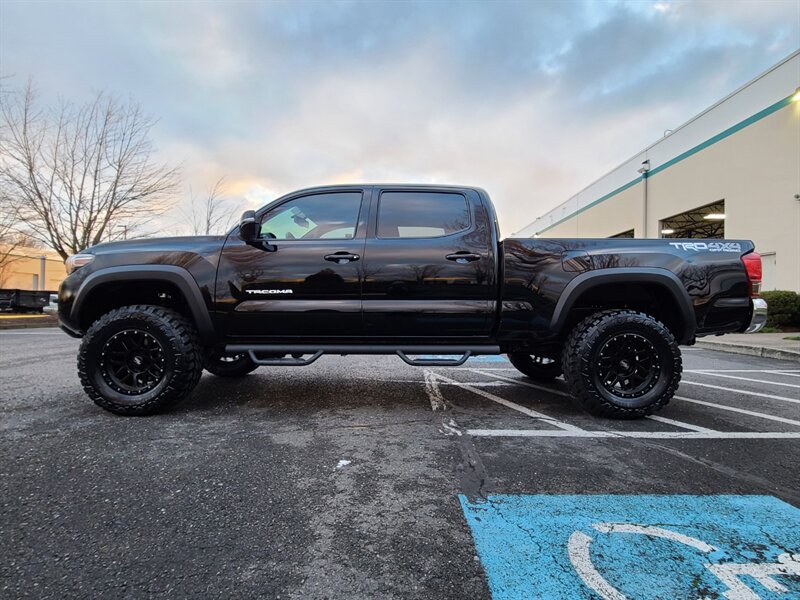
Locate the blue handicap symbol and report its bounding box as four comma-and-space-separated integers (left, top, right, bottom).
460, 494, 800, 600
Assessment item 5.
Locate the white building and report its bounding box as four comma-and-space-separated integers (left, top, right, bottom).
516, 51, 800, 292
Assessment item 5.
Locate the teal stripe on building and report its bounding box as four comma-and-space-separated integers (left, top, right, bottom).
535, 93, 795, 237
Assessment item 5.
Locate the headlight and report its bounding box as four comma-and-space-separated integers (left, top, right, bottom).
65, 253, 95, 274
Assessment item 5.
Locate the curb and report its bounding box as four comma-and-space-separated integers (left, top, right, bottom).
0, 322, 59, 331
694, 340, 800, 363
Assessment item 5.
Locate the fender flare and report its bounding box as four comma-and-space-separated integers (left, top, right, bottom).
70, 265, 216, 343
550, 267, 696, 344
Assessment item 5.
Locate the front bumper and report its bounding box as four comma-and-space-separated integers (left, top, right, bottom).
58, 316, 83, 338
744, 298, 768, 333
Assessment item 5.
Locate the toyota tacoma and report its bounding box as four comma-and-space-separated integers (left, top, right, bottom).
58, 185, 767, 418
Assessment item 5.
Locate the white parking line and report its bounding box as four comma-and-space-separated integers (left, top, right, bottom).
423, 372, 466, 437
424, 371, 447, 411
674, 396, 800, 428
431, 372, 585, 432
443, 363, 799, 439
680, 380, 800, 404
467, 368, 568, 397
685, 369, 800, 373
687, 372, 800, 389
469, 368, 716, 433
466, 430, 800, 439
645, 415, 715, 433
352, 376, 507, 387
438, 381, 508, 387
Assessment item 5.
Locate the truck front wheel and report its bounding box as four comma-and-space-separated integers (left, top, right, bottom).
78, 305, 203, 416
507, 352, 562, 382
562, 310, 682, 419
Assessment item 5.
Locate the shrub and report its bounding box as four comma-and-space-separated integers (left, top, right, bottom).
760, 290, 800, 328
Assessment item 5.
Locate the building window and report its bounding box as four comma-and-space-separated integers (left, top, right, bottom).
610, 229, 635, 238
659, 200, 725, 238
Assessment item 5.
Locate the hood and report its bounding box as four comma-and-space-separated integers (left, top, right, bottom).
85, 235, 228, 255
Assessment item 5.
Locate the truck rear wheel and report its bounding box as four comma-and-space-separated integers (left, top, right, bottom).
204, 352, 258, 377
78, 305, 203, 416
507, 352, 562, 382
562, 310, 681, 419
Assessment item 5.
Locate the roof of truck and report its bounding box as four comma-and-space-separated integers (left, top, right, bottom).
284, 183, 488, 194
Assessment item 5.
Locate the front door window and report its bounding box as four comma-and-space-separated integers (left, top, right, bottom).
260, 192, 362, 241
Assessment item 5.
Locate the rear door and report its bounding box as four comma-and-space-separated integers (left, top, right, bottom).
361, 188, 495, 337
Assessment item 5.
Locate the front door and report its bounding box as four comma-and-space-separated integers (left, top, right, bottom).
217, 189, 368, 339
361, 188, 495, 338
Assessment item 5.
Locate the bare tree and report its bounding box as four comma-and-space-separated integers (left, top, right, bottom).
183, 177, 239, 235
0, 81, 180, 259
0, 196, 22, 287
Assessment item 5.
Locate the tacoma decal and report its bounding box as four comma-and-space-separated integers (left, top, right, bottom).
245, 289, 294, 295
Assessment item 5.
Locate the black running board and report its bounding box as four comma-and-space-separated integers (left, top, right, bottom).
395, 350, 472, 366
225, 344, 501, 367
247, 350, 323, 366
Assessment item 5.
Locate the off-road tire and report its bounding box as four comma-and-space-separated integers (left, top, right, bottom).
204, 352, 258, 377
507, 352, 562, 382
561, 309, 682, 419
78, 305, 203, 416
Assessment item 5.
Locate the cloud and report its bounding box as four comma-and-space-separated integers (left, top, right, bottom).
1, 0, 798, 235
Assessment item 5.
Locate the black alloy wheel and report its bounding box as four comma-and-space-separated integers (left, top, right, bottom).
100, 329, 167, 395
594, 333, 660, 399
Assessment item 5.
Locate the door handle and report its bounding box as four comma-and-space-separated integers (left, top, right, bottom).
445, 252, 481, 263
324, 252, 360, 264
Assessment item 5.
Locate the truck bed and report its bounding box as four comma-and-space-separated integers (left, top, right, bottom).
498, 238, 756, 344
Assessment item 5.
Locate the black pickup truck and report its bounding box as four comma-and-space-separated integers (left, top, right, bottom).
58, 184, 767, 418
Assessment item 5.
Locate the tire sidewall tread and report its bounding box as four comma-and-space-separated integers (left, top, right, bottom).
561, 309, 682, 419
78, 305, 202, 416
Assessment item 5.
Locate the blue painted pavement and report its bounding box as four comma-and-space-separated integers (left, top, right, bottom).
460, 494, 800, 600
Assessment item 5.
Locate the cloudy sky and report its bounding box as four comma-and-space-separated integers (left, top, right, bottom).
2, 0, 798, 235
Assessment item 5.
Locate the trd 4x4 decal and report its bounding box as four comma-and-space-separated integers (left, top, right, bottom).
669, 242, 742, 252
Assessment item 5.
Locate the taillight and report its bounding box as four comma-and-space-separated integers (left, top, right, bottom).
742, 252, 762, 297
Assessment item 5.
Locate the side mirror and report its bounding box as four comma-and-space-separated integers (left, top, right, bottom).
239, 210, 276, 252
239, 210, 257, 242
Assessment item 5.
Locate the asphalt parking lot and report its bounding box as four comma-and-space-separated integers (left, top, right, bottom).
1, 328, 799, 599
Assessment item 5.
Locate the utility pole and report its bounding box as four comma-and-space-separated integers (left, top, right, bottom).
39, 255, 46, 290
637, 160, 651, 238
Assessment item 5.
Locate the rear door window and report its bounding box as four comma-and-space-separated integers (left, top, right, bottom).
377, 191, 470, 239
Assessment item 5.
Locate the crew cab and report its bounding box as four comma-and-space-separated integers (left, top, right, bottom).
58, 185, 767, 418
